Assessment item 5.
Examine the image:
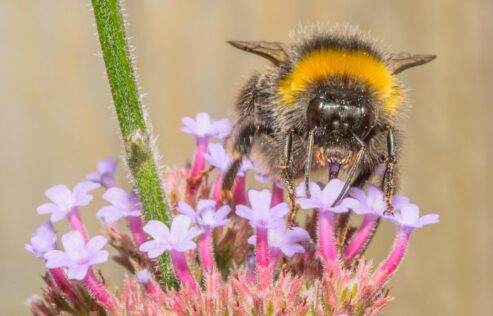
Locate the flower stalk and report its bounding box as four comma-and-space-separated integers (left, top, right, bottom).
91, 0, 177, 288
170, 250, 198, 291
199, 230, 215, 273
83, 270, 119, 313
67, 208, 88, 241
343, 214, 380, 265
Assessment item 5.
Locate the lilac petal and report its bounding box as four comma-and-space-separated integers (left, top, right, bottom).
26, 222, 57, 257
340, 197, 360, 209
270, 203, 289, 220
86, 236, 107, 254
296, 198, 322, 210
322, 179, 345, 206
177, 201, 197, 218
392, 195, 410, 209
213, 118, 232, 138
45, 185, 72, 208
417, 214, 440, 227
348, 187, 367, 203
61, 231, 85, 251
86, 172, 100, 182
44, 250, 70, 268
143, 220, 170, 241
248, 190, 271, 213
285, 227, 311, 243
67, 263, 89, 280
102, 187, 130, 210
50, 209, 69, 223
280, 244, 305, 257
170, 215, 193, 241
36, 203, 59, 215
214, 205, 231, 221
87, 250, 109, 265
235, 205, 254, 222
181, 116, 198, 134
204, 143, 230, 171
140, 240, 167, 258
185, 227, 203, 241
196, 112, 211, 134
97, 157, 117, 174
73, 181, 100, 206
247, 235, 256, 245
400, 204, 420, 225
366, 183, 382, 200
96, 206, 124, 224
196, 199, 217, 212
173, 240, 197, 252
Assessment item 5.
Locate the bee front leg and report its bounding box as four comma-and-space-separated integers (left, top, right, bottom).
280, 132, 298, 227
222, 123, 256, 203
383, 127, 397, 215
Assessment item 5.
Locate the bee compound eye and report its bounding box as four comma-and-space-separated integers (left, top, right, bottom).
357, 102, 375, 139
306, 97, 325, 128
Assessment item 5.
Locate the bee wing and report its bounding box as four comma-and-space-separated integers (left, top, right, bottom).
227, 40, 290, 66
387, 52, 436, 74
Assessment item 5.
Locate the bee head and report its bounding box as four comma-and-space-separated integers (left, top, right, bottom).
306, 88, 375, 139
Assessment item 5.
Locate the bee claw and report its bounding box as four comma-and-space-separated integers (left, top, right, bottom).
383, 206, 394, 216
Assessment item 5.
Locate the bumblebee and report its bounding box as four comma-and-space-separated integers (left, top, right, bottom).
222, 25, 435, 225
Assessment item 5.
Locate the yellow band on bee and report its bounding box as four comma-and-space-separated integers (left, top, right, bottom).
278, 49, 401, 114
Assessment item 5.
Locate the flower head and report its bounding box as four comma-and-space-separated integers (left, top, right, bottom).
44, 231, 108, 280
236, 189, 289, 228
349, 183, 409, 216
248, 223, 310, 257
97, 187, 142, 224
181, 113, 231, 139
136, 269, 153, 284
203, 142, 251, 175
296, 179, 359, 213
139, 215, 203, 258
25, 222, 57, 258
386, 203, 440, 229
177, 199, 231, 230
36, 182, 100, 222
86, 157, 117, 188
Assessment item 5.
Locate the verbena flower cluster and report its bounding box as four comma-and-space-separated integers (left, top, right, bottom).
26, 113, 439, 315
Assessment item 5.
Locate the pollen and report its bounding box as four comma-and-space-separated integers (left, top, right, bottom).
278, 49, 401, 114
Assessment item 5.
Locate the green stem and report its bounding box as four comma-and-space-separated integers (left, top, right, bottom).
91, 0, 178, 289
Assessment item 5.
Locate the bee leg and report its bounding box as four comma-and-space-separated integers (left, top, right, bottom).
383, 127, 397, 215
280, 132, 297, 227
331, 131, 366, 208
303, 129, 315, 198
221, 123, 256, 202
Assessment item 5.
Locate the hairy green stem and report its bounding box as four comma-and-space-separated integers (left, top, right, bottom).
91, 0, 178, 289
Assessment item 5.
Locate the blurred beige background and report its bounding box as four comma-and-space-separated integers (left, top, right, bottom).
1, 0, 492, 315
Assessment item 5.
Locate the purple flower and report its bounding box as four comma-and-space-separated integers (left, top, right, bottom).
139, 215, 203, 258
97, 188, 142, 224
349, 183, 409, 216
44, 231, 108, 280
386, 203, 440, 228
203, 142, 251, 175
236, 189, 289, 228
86, 157, 117, 188
181, 112, 232, 139
248, 223, 310, 257
177, 199, 231, 229
37, 182, 100, 222
296, 179, 359, 213
25, 222, 57, 258
136, 269, 152, 284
